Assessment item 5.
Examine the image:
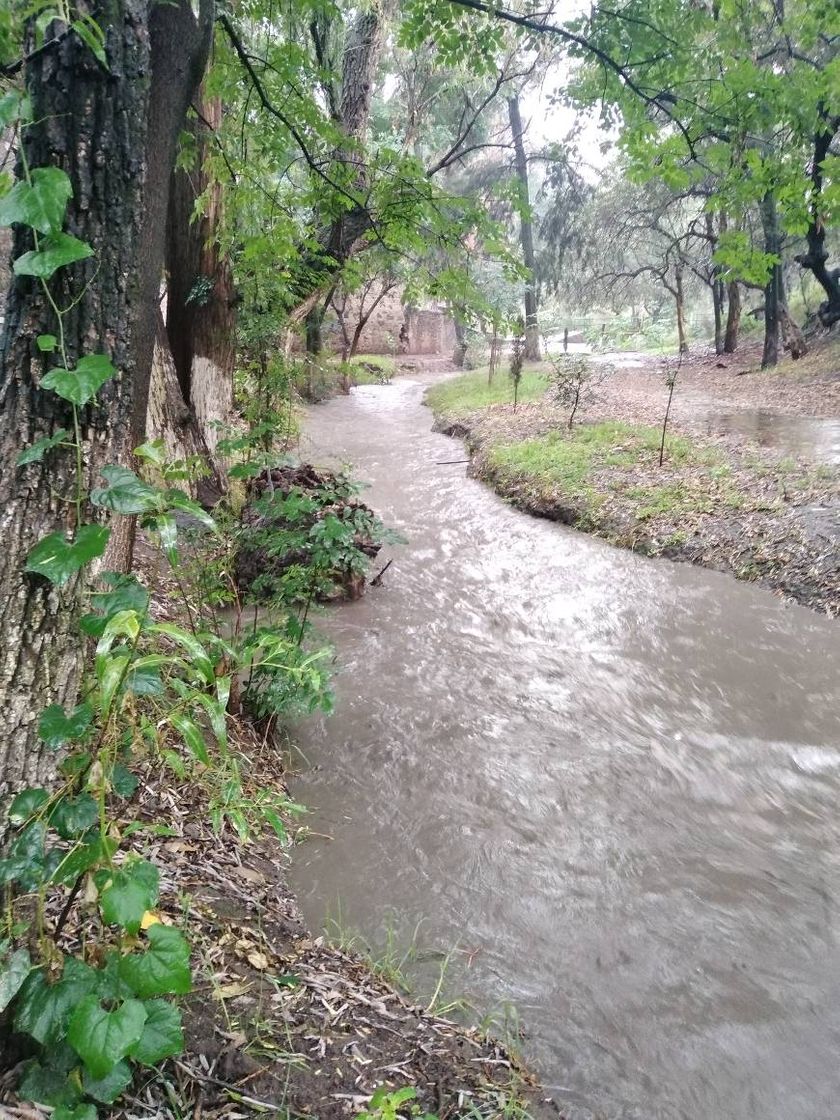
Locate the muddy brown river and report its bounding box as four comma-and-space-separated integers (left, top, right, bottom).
288, 374, 840, 1120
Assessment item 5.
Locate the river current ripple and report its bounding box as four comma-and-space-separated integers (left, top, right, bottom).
288, 375, 840, 1120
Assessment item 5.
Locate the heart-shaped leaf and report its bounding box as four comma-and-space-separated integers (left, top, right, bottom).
81, 1060, 132, 1104
118, 925, 191, 998
41, 353, 115, 406
9, 788, 49, 823
38, 701, 94, 748
14, 231, 93, 278
67, 995, 147, 1079
14, 960, 98, 1046
91, 465, 160, 514
128, 999, 183, 1065
50, 792, 99, 839
0, 948, 32, 1013
96, 860, 159, 934
26, 525, 109, 586
0, 167, 72, 234
16, 428, 70, 466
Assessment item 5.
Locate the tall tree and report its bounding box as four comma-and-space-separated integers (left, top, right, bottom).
0, 1, 212, 796
507, 94, 539, 361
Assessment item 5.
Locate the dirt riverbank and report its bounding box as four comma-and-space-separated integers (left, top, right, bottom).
426, 339, 840, 617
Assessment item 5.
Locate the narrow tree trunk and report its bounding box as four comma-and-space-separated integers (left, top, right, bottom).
724, 280, 741, 353
760, 192, 782, 368
507, 95, 540, 362
103, 0, 213, 573
165, 92, 235, 463
348, 279, 396, 357
453, 317, 468, 368
675, 265, 689, 353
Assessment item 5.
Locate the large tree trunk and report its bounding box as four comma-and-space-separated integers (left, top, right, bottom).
794, 109, 840, 328
759, 192, 808, 367
0, 1, 212, 807
724, 280, 741, 353
103, 0, 213, 573
0, 5, 152, 806
507, 94, 540, 362
165, 93, 235, 465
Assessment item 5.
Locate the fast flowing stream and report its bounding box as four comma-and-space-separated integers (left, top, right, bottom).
288, 373, 840, 1120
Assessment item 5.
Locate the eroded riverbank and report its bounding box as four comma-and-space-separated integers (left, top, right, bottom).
290, 373, 840, 1120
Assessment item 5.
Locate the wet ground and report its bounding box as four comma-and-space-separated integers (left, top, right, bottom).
289, 374, 840, 1120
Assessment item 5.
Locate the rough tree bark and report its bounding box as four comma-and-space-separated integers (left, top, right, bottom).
724, 280, 741, 353
759, 191, 807, 368
507, 94, 540, 362
300, 3, 387, 337
163, 89, 233, 495
674, 263, 688, 353
794, 109, 840, 328
0, 6, 151, 804
0, 1, 212, 806
105, 0, 214, 570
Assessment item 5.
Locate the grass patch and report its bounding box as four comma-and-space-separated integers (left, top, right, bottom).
425, 364, 548, 417
487, 421, 735, 524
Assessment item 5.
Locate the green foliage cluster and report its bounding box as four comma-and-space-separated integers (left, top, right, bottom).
0, 68, 390, 1115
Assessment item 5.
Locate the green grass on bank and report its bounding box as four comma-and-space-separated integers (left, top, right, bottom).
487, 421, 741, 525
424, 364, 548, 417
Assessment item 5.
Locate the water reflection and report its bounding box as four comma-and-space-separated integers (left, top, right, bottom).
702, 408, 840, 464
288, 376, 840, 1120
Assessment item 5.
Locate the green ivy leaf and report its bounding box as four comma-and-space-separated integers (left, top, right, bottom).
81, 572, 150, 637
53, 1104, 98, 1120
25, 525, 110, 586
0, 167, 72, 234
67, 995, 147, 1079
38, 700, 94, 748
0, 947, 32, 1013
14, 231, 94, 278
9, 788, 49, 823
49, 834, 117, 887
16, 428, 70, 465
0, 90, 26, 129
14, 961, 98, 1046
42, 353, 116, 406
118, 925, 191, 998
91, 465, 160, 514
96, 860, 159, 934
50, 792, 99, 839
18, 1061, 81, 1108
128, 999, 183, 1065
112, 763, 139, 798
81, 1059, 132, 1104
37, 333, 58, 352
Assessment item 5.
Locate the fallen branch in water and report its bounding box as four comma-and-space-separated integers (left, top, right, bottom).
371, 558, 393, 586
